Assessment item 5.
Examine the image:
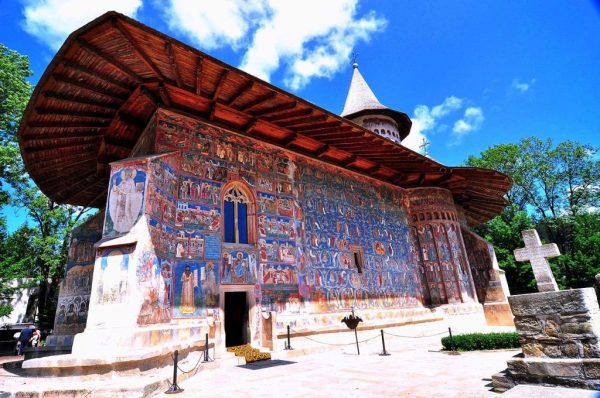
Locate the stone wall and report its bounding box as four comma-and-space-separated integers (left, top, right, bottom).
510, 289, 600, 359
505, 288, 600, 390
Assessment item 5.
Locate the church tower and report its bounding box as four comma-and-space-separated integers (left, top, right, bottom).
341, 62, 412, 144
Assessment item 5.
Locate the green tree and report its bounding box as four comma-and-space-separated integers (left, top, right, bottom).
0, 43, 89, 328
0, 44, 32, 198
0, 218, 35, 318
467, 138, 600, 294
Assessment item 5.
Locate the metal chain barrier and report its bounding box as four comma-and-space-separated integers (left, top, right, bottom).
289, 327, 381, 346
383, 329, 448, 339
171, 351, 205, 374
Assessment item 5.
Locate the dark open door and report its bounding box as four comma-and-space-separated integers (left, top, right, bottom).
224, 292, 249, 347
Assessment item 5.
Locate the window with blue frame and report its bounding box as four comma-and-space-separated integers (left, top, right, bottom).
223, 185, 249, 244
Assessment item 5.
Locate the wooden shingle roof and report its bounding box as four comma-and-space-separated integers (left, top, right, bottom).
17, 12, 511, 226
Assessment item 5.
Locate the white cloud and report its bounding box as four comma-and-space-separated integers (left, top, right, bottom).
450, 107, 484, 145
402, 96, 464, 153
511, 78, 536, 94
22, 0, 143, 51
162, 0, 266, 51
162, 0, 386, 89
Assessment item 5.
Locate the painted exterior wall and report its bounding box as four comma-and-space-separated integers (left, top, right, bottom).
55, 107, 507, 355
46, 212, 103, 347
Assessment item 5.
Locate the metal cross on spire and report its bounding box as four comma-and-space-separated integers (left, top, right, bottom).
419, 137, 431, 156
351, 52, 359, 68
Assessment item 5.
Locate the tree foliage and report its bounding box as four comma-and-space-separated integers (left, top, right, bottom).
0, 43, 89, 328
467, 138, 600, 294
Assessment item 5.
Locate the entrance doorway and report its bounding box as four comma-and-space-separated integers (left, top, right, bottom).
224, 291, 249, 347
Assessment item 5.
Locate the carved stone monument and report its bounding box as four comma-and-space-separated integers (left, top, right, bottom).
514, 229, 560, 292
493, 231, 600, 391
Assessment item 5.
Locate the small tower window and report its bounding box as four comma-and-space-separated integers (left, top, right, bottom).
351, 247, 364, 273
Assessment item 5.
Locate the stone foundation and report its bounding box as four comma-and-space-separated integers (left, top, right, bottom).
495, 288, 600, 390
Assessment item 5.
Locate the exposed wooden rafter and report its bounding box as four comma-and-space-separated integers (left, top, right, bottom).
164, 42, 183, 88
76, 38, 140, 82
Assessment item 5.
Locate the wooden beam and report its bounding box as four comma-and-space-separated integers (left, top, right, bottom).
35, 107, 113, 120
43, 91, 121, 109
300, 125, 355, 136
157, 82, 172, 107
61, 60, 133, 91
51, 74, 128, 101
313, 144, 330, 157
267, 108, 312, 123
280, 132, 298, 146
116, 111, 147, 127
318, 136, 372, 144
243, 118, 257, 134
114, 19, 165, 81
227, 80, 254, 107
367, 165, 381, 175
76, 38, 140, 82
28, 120, 109, 128
32, 157, 97, 178
252, 101, 296, 117
342, 155, 358, 167
308, 130, 363, 141
23, 136, 102, 152
291, 120, 341, 132
212, 69, 229, 101
164, 42, 183, 88
237, 91, 276, 112
22, 128, 104, 140
195, 56, 203, 96
280, 115, 329, 128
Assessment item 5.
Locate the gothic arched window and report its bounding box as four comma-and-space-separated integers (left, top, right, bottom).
223, 185, 250, 244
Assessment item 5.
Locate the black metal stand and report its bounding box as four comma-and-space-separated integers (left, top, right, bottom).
284, 324, 294, 350
354, 329, 360, 355
448, 327, 456, 351
203, 333, 213, 362
165, 350, 184, 394
379, 329, 390, 356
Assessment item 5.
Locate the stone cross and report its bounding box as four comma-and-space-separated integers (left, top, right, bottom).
514, 229, 560, 292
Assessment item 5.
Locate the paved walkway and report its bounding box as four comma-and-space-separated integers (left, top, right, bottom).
2, 319, 595, 397
176, 321, 518, 398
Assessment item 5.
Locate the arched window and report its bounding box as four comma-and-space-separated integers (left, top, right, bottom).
223, 185, 250, 244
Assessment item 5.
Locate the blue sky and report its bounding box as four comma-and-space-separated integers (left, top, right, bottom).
1, 0, 599, 229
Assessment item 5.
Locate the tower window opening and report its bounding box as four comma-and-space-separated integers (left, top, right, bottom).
352, 247, 364, 273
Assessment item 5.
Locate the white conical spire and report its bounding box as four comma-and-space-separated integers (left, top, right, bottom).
341, 63, 386, 117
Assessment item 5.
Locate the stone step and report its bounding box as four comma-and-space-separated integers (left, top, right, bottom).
491, 369, 515, 392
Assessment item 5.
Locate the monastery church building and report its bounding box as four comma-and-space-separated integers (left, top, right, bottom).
17, 12, 513, 370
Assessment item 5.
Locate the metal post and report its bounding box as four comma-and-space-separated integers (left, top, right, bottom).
379, 329, 390, 356
354, 328, 360, 355
448, 327, 456, 351
164, 350, 184, 394
284, 324, 293, 350
203, 333, 210, 362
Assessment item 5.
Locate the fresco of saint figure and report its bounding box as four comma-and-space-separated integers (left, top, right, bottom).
180, 265, 197, 313
203, 262, 217, 306
108, 168, 144, 233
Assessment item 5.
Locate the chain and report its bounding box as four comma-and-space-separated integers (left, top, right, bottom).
289, 327, 380, 346
171, 350, 205, 374
383, 330, 448, 339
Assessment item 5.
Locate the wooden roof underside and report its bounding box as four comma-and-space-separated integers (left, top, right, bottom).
17, 12, 511, 226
